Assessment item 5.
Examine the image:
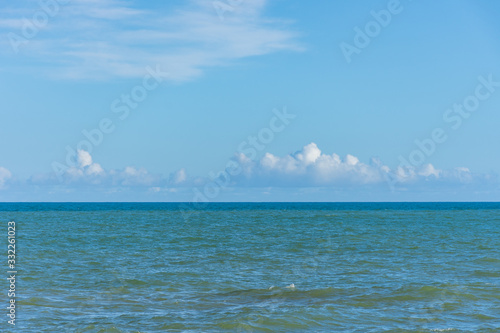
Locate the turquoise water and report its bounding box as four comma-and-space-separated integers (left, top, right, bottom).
1, 203, 499, 332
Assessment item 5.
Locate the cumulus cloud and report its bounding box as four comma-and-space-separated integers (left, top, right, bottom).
31, 150, 188, 188
0, 0, 302, 80
77, 150, 93, 168
20, 144, 499, 200
172, 168, 187, 184
109, 166, 159, 186
230, 142, 491, 188
61, 150, 105, 183
0, 167, 12, 189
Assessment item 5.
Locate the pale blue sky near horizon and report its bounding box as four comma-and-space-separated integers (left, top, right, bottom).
1, 0, 500, 201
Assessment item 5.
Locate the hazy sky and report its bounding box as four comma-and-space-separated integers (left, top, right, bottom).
1, 0, 500, 202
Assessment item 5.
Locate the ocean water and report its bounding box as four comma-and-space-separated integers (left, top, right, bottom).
1, 202, 499, 332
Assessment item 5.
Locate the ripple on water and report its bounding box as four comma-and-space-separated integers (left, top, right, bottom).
3, 202, 500, 331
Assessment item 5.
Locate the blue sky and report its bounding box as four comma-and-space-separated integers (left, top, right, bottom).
1, 0, 500, 201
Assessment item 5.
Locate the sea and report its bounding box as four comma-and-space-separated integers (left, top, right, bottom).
0, 202, 499, 332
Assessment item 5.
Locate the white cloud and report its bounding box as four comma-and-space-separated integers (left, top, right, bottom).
230, 142, 491, 188
20, 144, 499, 198
172, 168, 187, 184
87, 162, 105, 176
417, 163, 440, 178
59, 149, 106, 183
77, 150, 93, 168
1, 0, 302, 80
109, 166, 158, 186
0, 167, 12, 188
31, 150, 188, 188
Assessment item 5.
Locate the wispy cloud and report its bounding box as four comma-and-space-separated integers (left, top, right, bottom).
1, 0, 302, 80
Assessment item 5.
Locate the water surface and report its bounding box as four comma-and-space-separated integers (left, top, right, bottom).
1, 203, 499, 332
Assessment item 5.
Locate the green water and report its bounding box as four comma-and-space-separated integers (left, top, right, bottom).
1, 203, 499, 332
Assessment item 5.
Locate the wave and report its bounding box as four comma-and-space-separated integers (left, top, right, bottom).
216, 285, 342, 303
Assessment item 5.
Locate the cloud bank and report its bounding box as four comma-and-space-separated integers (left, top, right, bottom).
1, 143, 497, 201
23, 143, 497, 190
29, 149, 186, 189
228, 143, 492, 189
